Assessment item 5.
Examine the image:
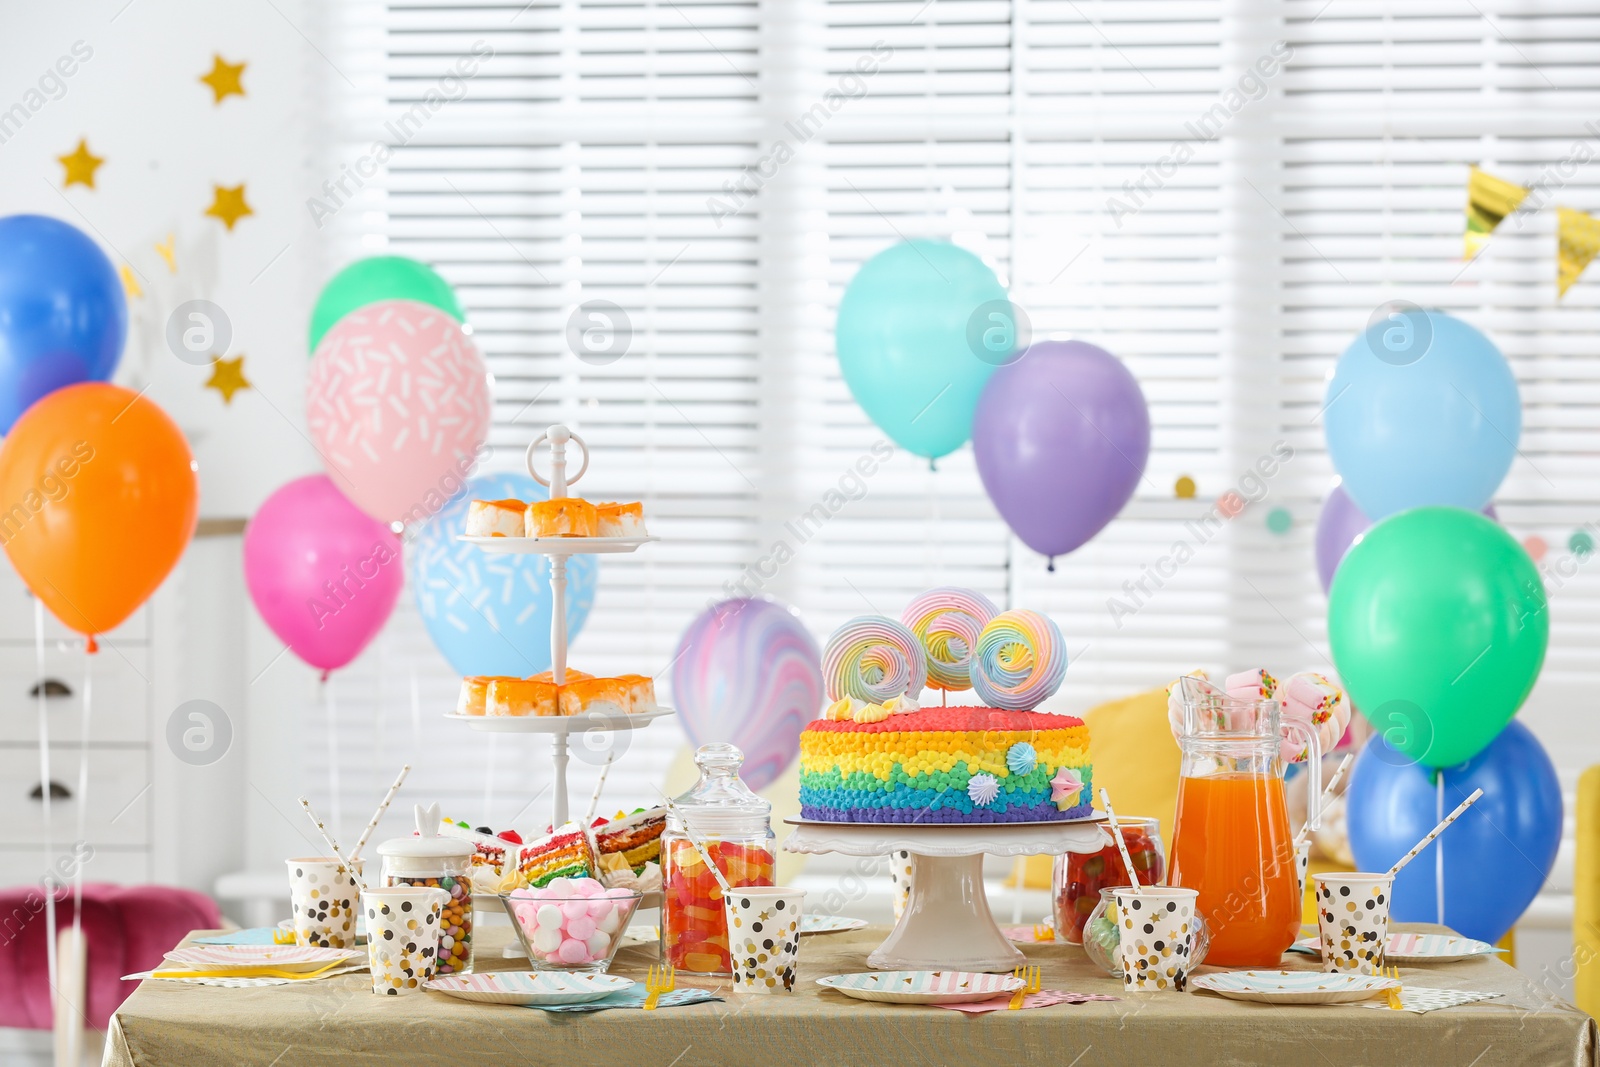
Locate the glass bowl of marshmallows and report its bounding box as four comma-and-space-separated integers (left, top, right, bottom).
502, 877, 644, 974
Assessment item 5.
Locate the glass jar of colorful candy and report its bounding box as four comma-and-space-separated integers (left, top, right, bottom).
662, 743, 775, 974
378, 831, 475, 975
1052, 816, 1164, 944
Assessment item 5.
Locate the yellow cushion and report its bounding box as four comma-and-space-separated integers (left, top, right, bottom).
1017, 686, 1181, 889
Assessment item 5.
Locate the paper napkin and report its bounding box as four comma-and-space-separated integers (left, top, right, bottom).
1358, 987, 1504, 1014
528, 987, 723, 1013
940, 990, 1120, 1014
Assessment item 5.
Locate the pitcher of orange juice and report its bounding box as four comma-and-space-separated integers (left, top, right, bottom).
1167, 675, 1321, 967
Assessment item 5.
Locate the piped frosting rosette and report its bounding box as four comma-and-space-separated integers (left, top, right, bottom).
823, 616, 928, 706
969, 609, 1067, 711
900, 587, 999, 691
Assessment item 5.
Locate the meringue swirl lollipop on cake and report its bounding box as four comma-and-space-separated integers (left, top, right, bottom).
900, 587, 999, 691
823, 616, 928, 704
970, 609, 1067, 711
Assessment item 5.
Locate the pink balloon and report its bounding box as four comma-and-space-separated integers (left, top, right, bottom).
306, 299, 491, 526
244, 475, 403, 675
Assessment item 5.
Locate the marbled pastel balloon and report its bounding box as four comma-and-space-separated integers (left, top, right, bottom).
671, 598, 823, 791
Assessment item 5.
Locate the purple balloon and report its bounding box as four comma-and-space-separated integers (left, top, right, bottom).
1314, 485, 1497, 594
972, 340, 1150, 566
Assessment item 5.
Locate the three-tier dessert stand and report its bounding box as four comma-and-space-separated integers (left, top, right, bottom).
445, 424, 672, 827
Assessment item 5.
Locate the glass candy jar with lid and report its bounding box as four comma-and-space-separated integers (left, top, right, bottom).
377, 803, 476, 975
662, 743, 776, 974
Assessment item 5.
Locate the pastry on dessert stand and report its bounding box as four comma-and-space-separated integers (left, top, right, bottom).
450, 424, 672, 828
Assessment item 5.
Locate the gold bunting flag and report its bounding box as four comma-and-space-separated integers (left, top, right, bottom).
1465, 166, 1531, 259
1559, 207, 1600, 298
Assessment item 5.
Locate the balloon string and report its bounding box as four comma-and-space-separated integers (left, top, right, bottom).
74, 646, 92, 944
325, 675, 342, 840
1436, 771, 1445, 926
35, 600, 56, 994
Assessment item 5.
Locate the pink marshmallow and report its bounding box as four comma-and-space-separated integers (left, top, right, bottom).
557, 938, 591, 964
566, 915, 597, 941
1225, 668, 1277, 701
560, 900, 589, 923
587, 898, 615, 919
602, 887, 634, 899
572, 878, 602, 897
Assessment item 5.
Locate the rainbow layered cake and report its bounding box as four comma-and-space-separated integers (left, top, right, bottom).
520, 822, 600, 887
801, 591, 1091, 824
799, 706, 1092, 823
589, 806, 666, 891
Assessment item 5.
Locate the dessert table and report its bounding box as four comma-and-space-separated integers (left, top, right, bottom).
105, 924, 1595, 1067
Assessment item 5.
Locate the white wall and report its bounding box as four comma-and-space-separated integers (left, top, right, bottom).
0, 0, 338, 895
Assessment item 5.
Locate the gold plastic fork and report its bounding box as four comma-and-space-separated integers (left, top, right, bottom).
1032, 923, 1055, 943
1384, 964, 1403, 1010
271, 928, 297, 945
643, 963, 675, 1010
1008, 964, 1041, 1009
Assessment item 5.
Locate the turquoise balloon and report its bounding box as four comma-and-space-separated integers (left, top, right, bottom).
836, 241, 1012, 460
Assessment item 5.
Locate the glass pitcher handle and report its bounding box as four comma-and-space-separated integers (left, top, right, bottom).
1283, 718, 1323, 831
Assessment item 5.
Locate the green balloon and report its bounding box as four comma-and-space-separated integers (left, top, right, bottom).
308, 256, 464, 352
1328, 506, 1547, 768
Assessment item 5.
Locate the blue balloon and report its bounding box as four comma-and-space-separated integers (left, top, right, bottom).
1324, 308, 1518, 521
0, 215, 126, 432
836, 240, 1011, 460
1347, 720, 1561, 943
410, 473, 597, 676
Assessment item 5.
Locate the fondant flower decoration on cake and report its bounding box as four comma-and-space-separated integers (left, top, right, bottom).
970, 609, 1067, 711
901, 587, 998, 691
1049, 767, 1084, 811
823, 616, 928, 704
1006, 742, 1037, 777
968, 772, 1000, 808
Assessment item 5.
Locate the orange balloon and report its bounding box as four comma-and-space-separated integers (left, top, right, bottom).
0, 383, 197, 644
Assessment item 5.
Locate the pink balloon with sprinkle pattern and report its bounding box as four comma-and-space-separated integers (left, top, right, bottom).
307, 299, 491, 526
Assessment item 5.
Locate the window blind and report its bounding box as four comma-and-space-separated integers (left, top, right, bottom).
307, 0, 1600, 847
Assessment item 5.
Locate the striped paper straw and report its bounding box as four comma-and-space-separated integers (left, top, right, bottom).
1386, 788, 1485, 878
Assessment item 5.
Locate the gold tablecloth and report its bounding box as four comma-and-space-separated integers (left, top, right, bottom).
105, 924, 1595, 1067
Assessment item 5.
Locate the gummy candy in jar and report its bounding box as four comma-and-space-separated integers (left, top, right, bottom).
1052, 816, 1163, 944
662, 743, 776, 974
378, 805, 477, 975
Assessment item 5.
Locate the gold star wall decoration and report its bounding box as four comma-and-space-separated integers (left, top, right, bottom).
118, 265, 143, 298
57, 139, 103, 188
205, 184, 253, 230
154, 233, 177, 273
204, 355, 251, 404
200, 55, 247, 104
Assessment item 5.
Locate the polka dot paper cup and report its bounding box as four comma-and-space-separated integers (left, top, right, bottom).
1112, 886, 1200, 992
724, 886, 804, 993
363, 886, 449, 996
1315, 872, 1393, 975
286, 857, 364, 950
888, 850, 913, 922
1295, 839, 1311, 903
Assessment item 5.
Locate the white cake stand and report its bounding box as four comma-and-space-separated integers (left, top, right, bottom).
783, 816, 1109, 972
454, 425, 670, 827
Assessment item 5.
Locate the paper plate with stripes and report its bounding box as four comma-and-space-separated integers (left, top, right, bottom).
817, 970, 1022, 1004
1192, 970, 1398, 1005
